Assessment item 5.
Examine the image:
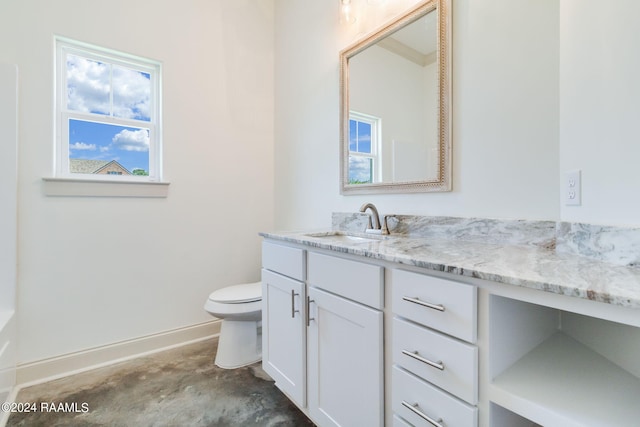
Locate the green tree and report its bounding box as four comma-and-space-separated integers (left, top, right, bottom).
132, 169, 149, 176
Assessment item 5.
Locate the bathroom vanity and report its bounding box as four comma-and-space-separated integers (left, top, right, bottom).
260, 214, 640, 427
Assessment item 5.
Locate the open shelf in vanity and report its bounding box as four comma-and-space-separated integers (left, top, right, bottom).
488, 295, 640, 427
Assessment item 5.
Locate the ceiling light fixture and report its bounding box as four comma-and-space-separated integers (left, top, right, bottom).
341, 0, 356, 24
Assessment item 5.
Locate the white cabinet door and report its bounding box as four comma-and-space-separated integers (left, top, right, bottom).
261, 269, 306, 407
307, 287, 384, 427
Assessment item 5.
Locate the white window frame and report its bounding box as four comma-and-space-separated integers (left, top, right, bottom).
54, 36, 162, 183
349, 111, 381, 183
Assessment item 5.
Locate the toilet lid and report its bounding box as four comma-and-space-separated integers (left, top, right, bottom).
208, 282, 262, 304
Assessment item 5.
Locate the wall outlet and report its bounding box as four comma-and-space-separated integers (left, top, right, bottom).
565, 170, 581, 206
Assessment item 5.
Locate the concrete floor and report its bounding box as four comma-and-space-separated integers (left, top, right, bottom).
7, 338, 314, 426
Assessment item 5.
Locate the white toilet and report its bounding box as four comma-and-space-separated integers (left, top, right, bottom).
204, 281, 262, 369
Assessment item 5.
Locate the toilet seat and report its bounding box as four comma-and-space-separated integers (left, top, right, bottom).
208, 281, 261, 304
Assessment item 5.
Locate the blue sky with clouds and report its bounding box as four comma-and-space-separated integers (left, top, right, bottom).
66, 54, 151, 173
69, 119, 150, 173
349, 119, 373, 183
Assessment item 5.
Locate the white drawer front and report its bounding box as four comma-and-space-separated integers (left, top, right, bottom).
392, 414, 413, 427
391, 269, 477, 343
393, 366, 477, 427
262, 241, 305, 281
308, 251, 383, 309
393, 317, 478, 405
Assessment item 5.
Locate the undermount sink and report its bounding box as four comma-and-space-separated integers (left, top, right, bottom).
304, 231, 388, 243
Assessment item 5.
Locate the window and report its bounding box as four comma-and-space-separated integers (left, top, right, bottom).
55, 37, 162, 182
348, 112, 380, 184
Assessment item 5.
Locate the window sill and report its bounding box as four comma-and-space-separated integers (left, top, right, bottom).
42, 177, 170, 198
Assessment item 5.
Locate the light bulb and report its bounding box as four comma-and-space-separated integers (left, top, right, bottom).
341, 0, 356, 24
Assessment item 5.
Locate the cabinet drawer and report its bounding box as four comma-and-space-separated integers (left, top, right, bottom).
391, 269, 477, 343
393, 366, 477, 427
392, 415, 412, 427
308, 251, 383, 309
393, 317, 478, 404
262, 241, 305, 281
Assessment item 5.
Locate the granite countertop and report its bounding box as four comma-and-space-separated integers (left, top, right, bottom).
260, 220, 640, 310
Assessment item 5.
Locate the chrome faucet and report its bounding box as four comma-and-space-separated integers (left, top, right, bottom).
360, 203, 388, 234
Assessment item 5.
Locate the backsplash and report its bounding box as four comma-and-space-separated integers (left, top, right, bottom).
332, 213, 556, 248
556, 222, 640, 268
332, 212, 640, 267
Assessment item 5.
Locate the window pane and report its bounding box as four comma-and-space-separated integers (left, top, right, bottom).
357, 121, 372, 153
69, 119, 150, 176
66, 54, 110, 115
349, 119, 357, 151
348, 156, 373, 184
113, 66, 151, 121
349, 119, 372, 154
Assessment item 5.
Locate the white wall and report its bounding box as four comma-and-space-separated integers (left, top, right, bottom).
274, 0, 640, 230
0, 63, 17, 320
0, 1, 274, 364
274, 0, 560, 230
0, 62, 18, 405
559, 0, 640, 226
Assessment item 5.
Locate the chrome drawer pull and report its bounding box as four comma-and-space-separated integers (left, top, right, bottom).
306, 296, 315, 327
402, 350, 445, 371
401, 401, 444, 427
402, 296, 445, 312
291, 290, 299, 318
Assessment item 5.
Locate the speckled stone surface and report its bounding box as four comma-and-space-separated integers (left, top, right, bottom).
7, 338, 314, 427
557, 222, 640, 267
263, 215, 640, 309
333, 213, 557, 247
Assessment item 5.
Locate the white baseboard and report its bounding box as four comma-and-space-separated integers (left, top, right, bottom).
15, 320, 220, 388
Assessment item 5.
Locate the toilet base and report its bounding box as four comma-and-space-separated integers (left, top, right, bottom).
215, 319, 262, 369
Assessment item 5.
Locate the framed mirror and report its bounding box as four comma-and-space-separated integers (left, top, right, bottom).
340, 0, 451, 194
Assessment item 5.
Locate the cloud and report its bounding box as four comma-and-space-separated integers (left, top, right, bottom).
349, 156, 373, 182
66, 55, 151, 121
113, 67, 151, 121
66, 55, 110, 114
70, 142, 97, 151
112, 128, 149, 152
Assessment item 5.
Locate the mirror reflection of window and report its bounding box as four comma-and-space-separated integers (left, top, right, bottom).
348, 112, 380, 184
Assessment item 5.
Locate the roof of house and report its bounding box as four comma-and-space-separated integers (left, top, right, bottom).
70, 159, 110, 174
69, 159, 132, 175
